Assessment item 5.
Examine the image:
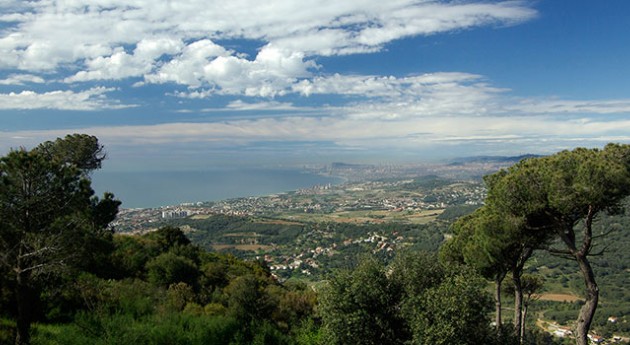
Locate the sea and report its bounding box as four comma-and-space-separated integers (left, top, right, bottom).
91, 168, 341, 209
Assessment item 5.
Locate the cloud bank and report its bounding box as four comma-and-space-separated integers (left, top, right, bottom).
1, 0, 535, 94
1, 1, 629, 166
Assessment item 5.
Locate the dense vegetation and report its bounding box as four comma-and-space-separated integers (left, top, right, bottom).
0, 135, 120, 344
0, 224, 557, 345
442, 144, 630, 345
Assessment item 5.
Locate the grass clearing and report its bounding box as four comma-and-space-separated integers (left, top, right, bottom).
222, 232, 262, 237
211, 244, 273, 251
190, 214, 212, 219
276, 208, 445, 225
256, 219, 304, 226
535, 293, 583, 303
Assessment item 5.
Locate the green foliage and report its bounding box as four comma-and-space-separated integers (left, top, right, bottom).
145, 226, 191, 252
70, 274, 160, 319
34, 134, 106, 173
273, 284, 317, 330
441, 203, 549, 339
146, 252, 199, 288
0, 318, 15, 344
392, 253, 496, 345
23, 230, 319, 344
0, 149, 104, 277
225, 274, 265, 323
503, 274, 544, 298
414, 272, 493, 345
31, 312, 242, 345
437, 204, 480, 221
291, 318, 323, 345
320, 256, 404, 345
0, 134, 120, 344
110, 235, 155, 279
487, 144, 630, 232
320, 253, 498, 345
484, 144, 630, 343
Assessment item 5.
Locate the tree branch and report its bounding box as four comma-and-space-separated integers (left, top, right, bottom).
18, 246, 59, 259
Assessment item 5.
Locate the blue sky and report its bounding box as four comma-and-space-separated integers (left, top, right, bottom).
1, 0, 630, 170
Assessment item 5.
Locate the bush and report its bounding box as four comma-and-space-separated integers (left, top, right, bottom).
146, 252, 199, 288
32, 312, 242, 345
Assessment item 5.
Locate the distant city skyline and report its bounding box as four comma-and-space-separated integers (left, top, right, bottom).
1, 1, 630, 170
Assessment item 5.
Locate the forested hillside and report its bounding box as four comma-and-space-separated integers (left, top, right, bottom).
157, 200, 630, 343
165, 214, 447, 279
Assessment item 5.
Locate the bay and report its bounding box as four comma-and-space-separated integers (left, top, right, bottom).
91, 168, 340, 209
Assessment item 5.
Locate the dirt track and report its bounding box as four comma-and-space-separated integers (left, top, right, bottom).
535, 293, 582, 302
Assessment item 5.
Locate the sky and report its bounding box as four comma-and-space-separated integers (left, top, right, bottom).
1, 0, 630, 171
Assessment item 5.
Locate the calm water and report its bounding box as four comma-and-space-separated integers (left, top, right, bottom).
91, 169, 340, 209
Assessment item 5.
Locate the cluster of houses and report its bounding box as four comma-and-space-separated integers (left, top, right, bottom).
265, 231, 402, 279
549, 318, 628, 344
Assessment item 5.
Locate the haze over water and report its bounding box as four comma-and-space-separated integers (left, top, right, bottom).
91, 169, 341, 209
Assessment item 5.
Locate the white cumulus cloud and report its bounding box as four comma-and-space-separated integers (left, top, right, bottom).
0, 87, 135, 110
0, 73, 45, 85
66, 37, 185, 82
0, 0, 536, 97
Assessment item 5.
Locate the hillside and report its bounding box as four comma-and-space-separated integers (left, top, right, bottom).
111, 171, 630, 341
145, 175, 479, 279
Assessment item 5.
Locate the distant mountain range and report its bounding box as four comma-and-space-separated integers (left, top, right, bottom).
448, 154, 544, 165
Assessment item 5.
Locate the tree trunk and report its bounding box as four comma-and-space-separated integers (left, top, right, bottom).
521, 302, 528, 342
15, 273, 33, 345
495, 276, 503, 331
571, 206, 598, 345
512, 272, 523, 343
574, 253, 598, 345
